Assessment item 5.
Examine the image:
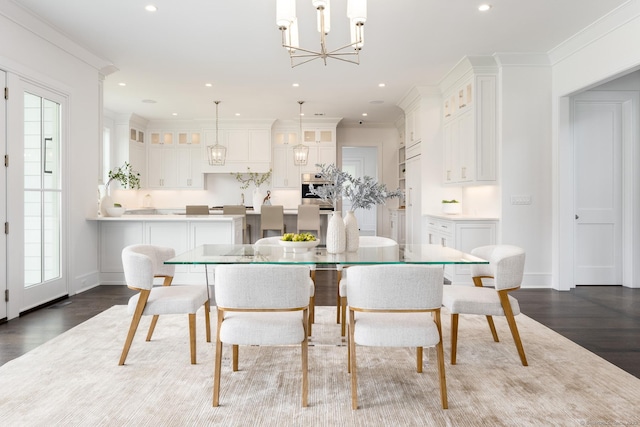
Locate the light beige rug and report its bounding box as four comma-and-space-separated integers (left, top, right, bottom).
0, 306, 638, 426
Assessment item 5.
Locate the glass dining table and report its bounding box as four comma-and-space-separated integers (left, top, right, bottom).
165, 243, 489, 288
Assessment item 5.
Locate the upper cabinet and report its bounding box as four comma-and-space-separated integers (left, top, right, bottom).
271, 119, 340, 185
441, 57, 497, 185
405, 107, 421, 146
201, 120, 275, 174
147, 129, 203, 189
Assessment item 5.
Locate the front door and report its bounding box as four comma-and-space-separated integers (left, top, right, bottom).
7, 80, 67, 313
573, 94, 623, 285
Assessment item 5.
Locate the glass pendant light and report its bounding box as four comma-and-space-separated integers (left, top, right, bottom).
207, 101, 226, 165
293, 101, 309, 166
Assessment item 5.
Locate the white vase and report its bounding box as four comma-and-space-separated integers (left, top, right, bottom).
252, 189, 263, 213
442, 202, 461, 215
326, 211, 346, 254
344, 210, 359, 252
99, 195, 114, 217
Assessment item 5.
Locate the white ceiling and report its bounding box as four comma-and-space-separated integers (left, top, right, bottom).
10, 0, 629, 126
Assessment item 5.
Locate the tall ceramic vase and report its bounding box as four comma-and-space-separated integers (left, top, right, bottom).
252, 188, 263, 213
98, 185, 113, 217
326, 211, 346, 254
344, 210, 359, 252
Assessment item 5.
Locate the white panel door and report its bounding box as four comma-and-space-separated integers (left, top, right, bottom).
574, 101, 622, 285
0, 69, 6, 320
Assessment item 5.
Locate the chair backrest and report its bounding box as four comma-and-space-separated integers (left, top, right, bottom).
297, 205, 320, 234
254, 236, 284, 246
470, 245, 525, 291
346, 265, 443, 310
122, 244, 176, 290
186, 205, 209, 215
260, 205, 284, 230
214, 265, 312, 309
358, 236, 398, 247
223, 205, 247, 229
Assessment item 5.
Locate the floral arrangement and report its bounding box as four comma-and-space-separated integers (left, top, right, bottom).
309, 163, 403, 211
344, 175, 403, 211
232, 168, 272, 190
106, 162, 140, 191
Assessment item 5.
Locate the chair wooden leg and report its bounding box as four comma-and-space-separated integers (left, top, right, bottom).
119, 290, 150, 366
349, 308, 358, 410
213, 310, 224, 407
434, 310, 448, 409
416, 347, 423, 373
340, 296, 347, 337
308, 295, 315, 336
450, 313, 459, 364
302, 308, 309, 407
486, 315, 499, 342
336, 270, 342, 324
498, 290, 528, 366
204, 301, 211, 342
232, 345, 239, 371
189, 313, 197, 364
146, 315, 159, 341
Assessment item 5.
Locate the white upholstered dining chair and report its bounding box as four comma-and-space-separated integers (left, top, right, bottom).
119, 244, 211, 365
254, 236, 316, 333
442, 245, 528, 366
346, 264, 448, 410
212, 264, 313, 407
337, 236, 399, 336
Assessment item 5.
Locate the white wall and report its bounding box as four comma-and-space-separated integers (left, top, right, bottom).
493, 55, 553, 287
0, 1, 110, 316
337, 125, 400, 237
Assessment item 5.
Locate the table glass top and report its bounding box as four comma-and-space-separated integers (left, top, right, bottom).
165, 244, 488, 265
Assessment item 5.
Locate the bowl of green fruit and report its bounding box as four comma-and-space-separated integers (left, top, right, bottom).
279, 233, 319, 253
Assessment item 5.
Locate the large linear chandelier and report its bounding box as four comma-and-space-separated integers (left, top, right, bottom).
276, 0, 367, 68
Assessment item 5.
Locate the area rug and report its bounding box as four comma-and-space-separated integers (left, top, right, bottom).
0, 306, 638, 426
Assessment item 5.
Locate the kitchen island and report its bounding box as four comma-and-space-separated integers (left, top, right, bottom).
91, 214, 243, 285
90, 208, 331, 284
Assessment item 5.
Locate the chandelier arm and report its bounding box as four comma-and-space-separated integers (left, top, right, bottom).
290, 55, 325, 68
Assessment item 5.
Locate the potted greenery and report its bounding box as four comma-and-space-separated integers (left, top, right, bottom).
441, 199, 461, 215
231, 168, 272, 213
100, 162, 141, 217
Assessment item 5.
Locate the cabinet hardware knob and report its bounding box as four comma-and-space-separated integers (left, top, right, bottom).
575, 214, 579, 220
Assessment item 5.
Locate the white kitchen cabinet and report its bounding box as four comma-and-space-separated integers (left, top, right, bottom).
145, 221, 190, 273
301, 144, 336, 173
201, 125, 272, 173
426, 215, 498, 284
272, 144, 300, 189
149, 130, 174, 145
147, 147, 178, 188
405, 106, 421, 145
176, 146, 204, 188
177, 131, 201, 146
405, 153, 422, 245
303, 127, 335, 144
99, 221, 144, 273
441, 73, 496, 185
390, 209, 406, 244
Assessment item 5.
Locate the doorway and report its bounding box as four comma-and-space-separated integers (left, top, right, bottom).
341, 146, 377, 235
570, 90, 639, 287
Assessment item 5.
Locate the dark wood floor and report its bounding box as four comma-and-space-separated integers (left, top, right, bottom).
1, 270, 639, 378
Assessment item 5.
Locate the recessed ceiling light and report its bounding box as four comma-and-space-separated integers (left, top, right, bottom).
362, 113, 368, 116
172, 113, 177, 116
292, 83, 300, 87
235, 113, 241, 116
145, 5, 157, 12
118, 82, 126, 86
378, 83, 386, 87
205, 83, 212, 87
478, 4, 492, 12
142, 99, 157, 104
369, 100, 384, 104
